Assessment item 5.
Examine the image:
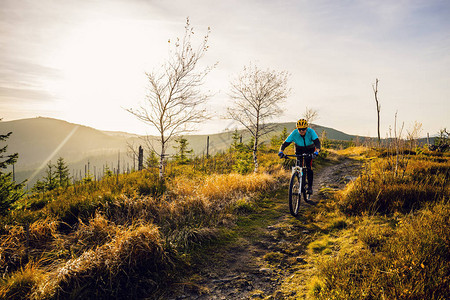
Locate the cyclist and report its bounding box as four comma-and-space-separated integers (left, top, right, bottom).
278, 119, 321, 195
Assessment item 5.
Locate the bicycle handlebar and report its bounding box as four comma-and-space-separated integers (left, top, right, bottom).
283, 153, 316, 159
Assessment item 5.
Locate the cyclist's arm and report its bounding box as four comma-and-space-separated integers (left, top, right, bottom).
279, 141, 292, 152
280, 130, 297, 152
313, 138, 321, 151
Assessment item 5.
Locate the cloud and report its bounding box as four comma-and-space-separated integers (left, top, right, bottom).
0, 86, 57, 103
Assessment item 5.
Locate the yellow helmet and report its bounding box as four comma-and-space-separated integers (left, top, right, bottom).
296, 119, 308, 129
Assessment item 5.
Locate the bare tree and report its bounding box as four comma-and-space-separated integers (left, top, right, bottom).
393, 111, 405, 177
372, 78, 381, 145
127, 18, 214, 181
228, 64, 290, 172
406, 121, 423, 150
303, 107, 319, 125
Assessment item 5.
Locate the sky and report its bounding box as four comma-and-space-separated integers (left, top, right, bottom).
1, 0, 449, 137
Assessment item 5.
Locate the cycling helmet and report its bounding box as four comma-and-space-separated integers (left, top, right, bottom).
296, 119, 308, 129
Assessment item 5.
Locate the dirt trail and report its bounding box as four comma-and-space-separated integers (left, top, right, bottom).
168, 156, 361, 300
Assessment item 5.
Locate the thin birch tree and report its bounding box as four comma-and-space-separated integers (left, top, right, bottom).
127, 18, 214, 182
373, 78, 381, 145
228, 64, 290, 172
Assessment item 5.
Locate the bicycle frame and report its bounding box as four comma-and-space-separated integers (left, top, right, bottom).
284, 153, 314, 216
285, 153, 313, 176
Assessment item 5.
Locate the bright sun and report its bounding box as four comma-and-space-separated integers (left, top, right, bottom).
47, 19, 170, 131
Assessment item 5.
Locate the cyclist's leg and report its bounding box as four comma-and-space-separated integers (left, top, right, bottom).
305, 150, 314, 194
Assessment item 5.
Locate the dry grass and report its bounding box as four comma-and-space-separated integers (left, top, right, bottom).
70, 213, 118, 254
1, 163, 280, 298
337, 152, 449, 215
335, 146, 378, 158
0, 217, 58, 277
170, 172, 277, 200
0, 262, 45, 300
33, 223, 169, 299
311, 148, 449, 299
315, 201, 450, 299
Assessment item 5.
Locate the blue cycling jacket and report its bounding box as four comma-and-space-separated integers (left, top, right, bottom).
286, 128, 319, 147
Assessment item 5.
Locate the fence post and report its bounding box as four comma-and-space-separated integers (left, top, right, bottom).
138, 146, 144, 170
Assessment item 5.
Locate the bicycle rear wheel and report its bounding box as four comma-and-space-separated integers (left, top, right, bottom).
289, 172, 301, 216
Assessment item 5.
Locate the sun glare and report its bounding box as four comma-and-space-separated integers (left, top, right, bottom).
47, 19, 170, 132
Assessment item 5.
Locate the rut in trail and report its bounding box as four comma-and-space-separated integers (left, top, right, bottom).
167, 157, 361, 300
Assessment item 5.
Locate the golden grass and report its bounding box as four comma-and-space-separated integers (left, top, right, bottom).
337, 152, 449, 215
33, 223, 168, 299
170, 172, 276, 201
0, 262, 45, 300
0, 217, 59, 280
1, 157, 282, 298
335, 146, 372, 157
315, 201, 450, 299
71, 213, 118, 253
1, 217, 58, 249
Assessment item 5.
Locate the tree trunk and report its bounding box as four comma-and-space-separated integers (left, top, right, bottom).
159, 140, 166, 182
253, 114, 260, 173
253, 112, 260, 173
377, 106, 381, 145
373, 79, 381, 146
253, 136, 259, 173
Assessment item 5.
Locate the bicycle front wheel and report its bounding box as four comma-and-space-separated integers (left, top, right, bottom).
289, 172, 301, 216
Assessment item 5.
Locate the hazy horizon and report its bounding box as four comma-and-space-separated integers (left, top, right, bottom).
1, 0, 449, 137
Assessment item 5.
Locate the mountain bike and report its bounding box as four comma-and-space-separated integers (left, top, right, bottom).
284, 153, 315, 217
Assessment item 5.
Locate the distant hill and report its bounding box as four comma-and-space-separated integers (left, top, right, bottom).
0, 118, 139, 187
0, 117, 132, 168
0, 117, 363, 187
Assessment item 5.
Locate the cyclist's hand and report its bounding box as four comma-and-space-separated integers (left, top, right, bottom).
313, 151, 319, 157
278, 151, 285, 159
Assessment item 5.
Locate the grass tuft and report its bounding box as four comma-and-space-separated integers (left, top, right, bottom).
0, 263, 45, 300
34, 223, 170, 299
233, 197, 257, 214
